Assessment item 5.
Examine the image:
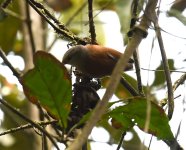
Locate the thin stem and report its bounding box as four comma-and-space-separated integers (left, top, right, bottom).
116, 132, 126, 150
25, 2, 36, 54
0, 47, 21, 78
153, 16, 174, 120
130, 0, 144, 96
0, 98, 60, 150
120, 77, 139, 96
160, 73, 186, 107
0, 120, 57, 136
1, 0, 12, 8
141, 68, 186, 73
88, 0, 96, 44
26, 0, 86, 45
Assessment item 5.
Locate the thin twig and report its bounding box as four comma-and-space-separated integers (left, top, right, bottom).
0, 120, 57, 136
47, 2, 87, 51
130, 0, 144, 96
133, 52, 145, 96
1, 0, 12, 8
172, 73, 186, 92
26, 0, 86, 45
0, 98, 60, 150
160, 73, 186, 107
153, 15, 174, 120
1, 8, 25, 20
37, 104, 48, 150
116, 131, 126, 150
66, 1, 87, 26
120, 77, 139, 96
25, 2, 36, 54
0, 47, 21, 78
88, 0, 96, 44
141, 68, 186, 73
66, 0, 157, 149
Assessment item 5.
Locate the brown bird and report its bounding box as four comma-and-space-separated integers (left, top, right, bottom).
62, 44, 134, 78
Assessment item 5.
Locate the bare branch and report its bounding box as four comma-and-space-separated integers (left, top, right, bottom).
88, 0, 96, 44
26, 0, 86, 45
0, 47, 21, 78
0, 98, 60, 150
153, 14, 174, 120
66, 0, 158, 150
0, 120, 57, 136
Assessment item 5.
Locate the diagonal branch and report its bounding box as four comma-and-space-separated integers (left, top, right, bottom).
153, 14, 174, 120
0, 47, 21, 78
0, 0, 12, 8
66, 0, 158, 150
0, 120, 57, 136
25, 0, 86, 45
0, 98, 60, 150
160, 73, 186, 107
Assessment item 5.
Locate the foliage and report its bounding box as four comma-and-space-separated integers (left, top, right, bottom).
0, 0, 185, 150
21, 51, 72, 128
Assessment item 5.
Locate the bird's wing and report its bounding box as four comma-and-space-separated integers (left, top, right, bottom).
107, 52, 118, 62
107, 52, 134, 64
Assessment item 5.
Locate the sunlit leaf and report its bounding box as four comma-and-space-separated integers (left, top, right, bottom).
21, 51, 72, 128
107, 97, 174, 140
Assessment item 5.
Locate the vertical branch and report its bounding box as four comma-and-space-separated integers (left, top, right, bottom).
130, 0, 144, 96
153, 15, 174, 120
88, 0, 96, 44
25, 2, 36, 54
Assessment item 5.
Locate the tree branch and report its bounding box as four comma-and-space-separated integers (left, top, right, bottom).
153, 14, 174, 120
88, 0, 96, 44
25, 0, 86, 45
0, 47, 21, 78
0, 0, 12, 8
25, 2, 36, 54
160, 73, 186, 107
66, 1, 158, 150
0, 120, 57, 136
0, 98, 60, 150
130, 0, 145, 96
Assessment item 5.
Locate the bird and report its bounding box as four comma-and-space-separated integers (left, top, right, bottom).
62, 44, 134, 78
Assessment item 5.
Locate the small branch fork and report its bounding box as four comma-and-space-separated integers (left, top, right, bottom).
25, 0, 86, 45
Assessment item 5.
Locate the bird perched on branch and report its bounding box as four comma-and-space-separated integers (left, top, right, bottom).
62, 44, 134, 78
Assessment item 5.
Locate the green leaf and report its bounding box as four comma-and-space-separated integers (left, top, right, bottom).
108, 97, 174, 140
21, 51, 72, 128
152, 59, 175, 87
0, 1, 21, 52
